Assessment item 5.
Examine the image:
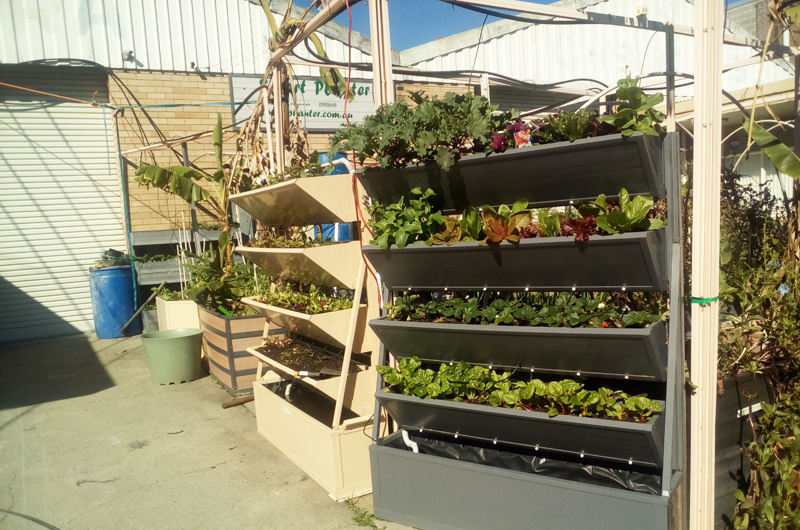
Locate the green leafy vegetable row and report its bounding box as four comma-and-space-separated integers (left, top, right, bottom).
330, 73, 663, 171
387, 292, 663, 328
258, 282, 353, 314
377, 357, 663, 422
367, 187, 666, 250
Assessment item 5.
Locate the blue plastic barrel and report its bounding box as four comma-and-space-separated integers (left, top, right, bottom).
89, 265, 141, 338
315, 151, 353, 241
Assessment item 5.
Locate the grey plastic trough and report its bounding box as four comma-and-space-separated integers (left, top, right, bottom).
362, 227, 668, 292
357, 132, 664, 213
376, 391, 665, 467
371, 431, 679, 530
369, 318, 668, 381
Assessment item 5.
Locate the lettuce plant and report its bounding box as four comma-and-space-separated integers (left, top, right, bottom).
377, 357, 663, 422
480, 199, 531, 245
599, 73, 665, 137
578, 189, 664, 234
368, 187, 444, 249
432, 217, 462, 246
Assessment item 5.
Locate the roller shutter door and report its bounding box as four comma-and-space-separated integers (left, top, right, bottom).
0, 67, 127, 343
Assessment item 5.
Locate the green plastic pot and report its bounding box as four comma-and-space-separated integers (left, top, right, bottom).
140, 328, 204, 385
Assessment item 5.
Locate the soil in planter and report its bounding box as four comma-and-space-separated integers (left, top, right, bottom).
257, 337, 361, 376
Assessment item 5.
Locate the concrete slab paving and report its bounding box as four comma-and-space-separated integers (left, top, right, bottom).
0, 333, 413, 530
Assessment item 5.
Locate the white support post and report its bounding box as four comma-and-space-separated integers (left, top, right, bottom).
690, 0, 723, 528
369, 0, 394, 107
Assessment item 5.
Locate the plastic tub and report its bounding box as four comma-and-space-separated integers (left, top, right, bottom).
140, 328, 204, 385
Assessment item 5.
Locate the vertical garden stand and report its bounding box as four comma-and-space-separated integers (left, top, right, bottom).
230, 168, 381, 500
365, 132, 686, 530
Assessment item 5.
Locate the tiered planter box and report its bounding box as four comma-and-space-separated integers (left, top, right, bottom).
229, 174, 357, 226
242, 297, 370, 353
236, 242, 362, 289
363, 228, 668, 292
358, 132, 664, 212
198, 306, 281, 395
370, 318, 668, 381
366, 133, 684, 530
231, 171, 380, 501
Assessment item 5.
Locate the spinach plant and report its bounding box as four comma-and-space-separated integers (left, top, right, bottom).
377, 357, 663, 422
368, 187, 444, 250
599, 73, 665, 137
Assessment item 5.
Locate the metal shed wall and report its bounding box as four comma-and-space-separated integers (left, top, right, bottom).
398, 0, 793, 103
0, 0, 376, 78
0, 86, 126, 342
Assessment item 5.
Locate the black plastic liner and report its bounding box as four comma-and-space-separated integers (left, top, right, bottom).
266, 380, 358, 425
385, 431, 662, 495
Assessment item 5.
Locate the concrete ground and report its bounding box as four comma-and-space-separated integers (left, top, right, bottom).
0, 333, 411, 530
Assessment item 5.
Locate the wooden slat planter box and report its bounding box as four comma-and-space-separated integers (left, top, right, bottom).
363, 228, 668, 292
370, 318, 668, 381
230, 174, 357, 227
376, 391, 665, 467
236, 242, 362, 289
198, 306, 282, 395
358, 132, 664, 213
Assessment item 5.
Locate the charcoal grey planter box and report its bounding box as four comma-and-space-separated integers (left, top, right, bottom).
142, 310, 159, 332
358, 132, 664, 212
134, 260, 181, 285
369, 318, 668, 381
376, 391, 665, 467
371, 431, 676, 530
362, 227, 668, 292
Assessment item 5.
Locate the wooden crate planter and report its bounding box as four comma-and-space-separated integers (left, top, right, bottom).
363, 228, 668, 292
236, 242, 362, 289
198, 306, 282, 395
156, 297, 200, 330
370, 318, 668, 381
358, 132, 664, 212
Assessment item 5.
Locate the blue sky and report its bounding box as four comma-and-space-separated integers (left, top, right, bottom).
326, 0, 558, 51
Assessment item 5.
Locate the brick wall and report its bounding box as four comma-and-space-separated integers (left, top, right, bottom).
112, 70, 235, 232
112, 71, 470, 231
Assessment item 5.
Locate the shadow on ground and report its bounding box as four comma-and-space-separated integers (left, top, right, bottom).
0, 277, 114, 411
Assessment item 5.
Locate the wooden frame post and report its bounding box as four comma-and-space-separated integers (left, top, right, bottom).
690, 0, 724, 528
369, 0, 394, 107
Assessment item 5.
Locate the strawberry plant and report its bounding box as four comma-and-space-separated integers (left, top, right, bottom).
480, 199, 531, 245
368, 187, 444, 250
385, 291, 663, 329
377, 357, 663, 422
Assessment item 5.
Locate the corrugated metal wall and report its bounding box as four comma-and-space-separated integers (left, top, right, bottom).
0, 70, 126, 342
0, 0, 374, 79
399, 0, 793, 101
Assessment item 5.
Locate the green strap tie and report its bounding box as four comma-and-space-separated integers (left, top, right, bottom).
691, 296, 720, 306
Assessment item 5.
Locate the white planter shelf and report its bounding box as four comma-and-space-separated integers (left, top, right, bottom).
242, 297, 371, 353
236, 242, 362, 289
229, 174, 357, 227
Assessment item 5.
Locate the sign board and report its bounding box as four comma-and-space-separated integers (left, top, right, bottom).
229, 74, 374, 132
